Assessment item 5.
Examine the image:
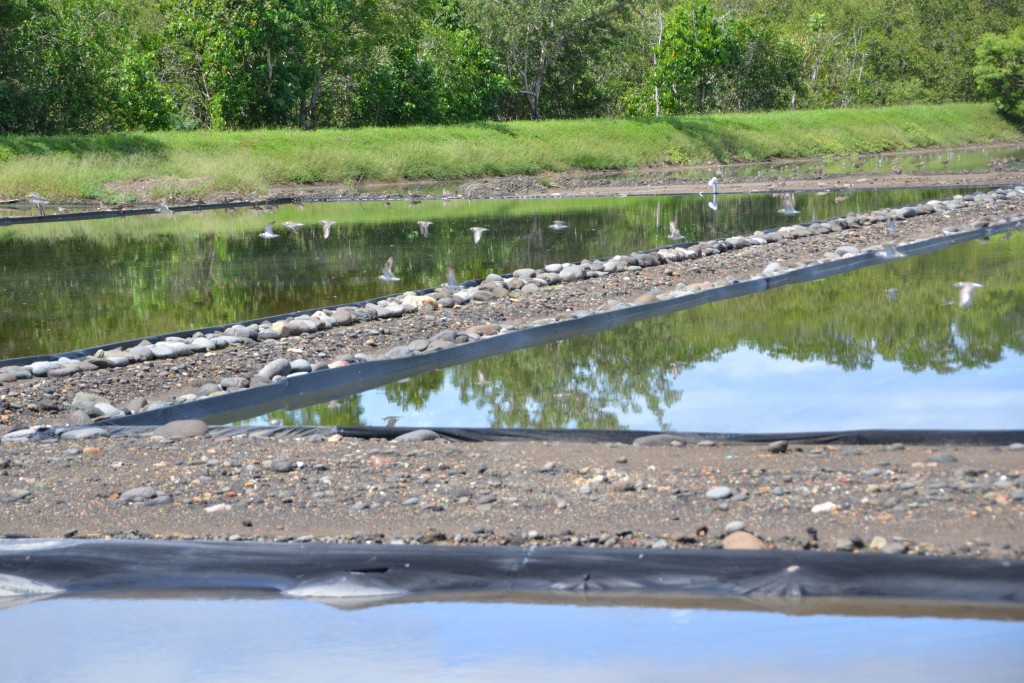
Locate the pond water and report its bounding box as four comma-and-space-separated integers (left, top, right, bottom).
242, 232, 1024, 433
0, 187, 966, 359
673, 142, 1024, 180
2, 594, 1022, 683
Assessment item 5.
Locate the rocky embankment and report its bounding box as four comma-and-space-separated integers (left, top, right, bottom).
1, 183, 1023, 553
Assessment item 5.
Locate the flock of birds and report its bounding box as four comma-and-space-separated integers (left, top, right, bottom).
255, 205, 573, 283
22, 189, 989, 308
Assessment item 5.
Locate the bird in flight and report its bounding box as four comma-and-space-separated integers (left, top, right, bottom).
886, 212, 898, 235
282, 221, 304, 234
954, 281, 983, 308
379, 256, 400, 281
156, 199, 173, 215
668, 220, 682, 240
320, 220, 335, 238
418, 220, 432, 238
258, 221, 278, 239
778, 192, 799, 215
470, 226, 488, 243
549, 220, 568, 230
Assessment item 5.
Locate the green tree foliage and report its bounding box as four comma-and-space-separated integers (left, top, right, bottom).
632, 0, 801, 115
3, 0, 1023, 134
0, 0, 171, 134
459, 0, 633, 120
974, 26, 1024, 114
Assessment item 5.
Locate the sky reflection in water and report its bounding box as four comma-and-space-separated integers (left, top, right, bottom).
2, 596, 1023, 683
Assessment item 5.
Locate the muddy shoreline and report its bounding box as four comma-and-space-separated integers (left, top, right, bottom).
2, 165, 1023, 557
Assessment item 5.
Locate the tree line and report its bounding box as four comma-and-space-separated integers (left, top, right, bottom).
1, 0, 1022, 135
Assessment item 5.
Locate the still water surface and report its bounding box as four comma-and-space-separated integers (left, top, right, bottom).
0, 187, 968, 358
243, 233, 1024, 432
2, 595, 1022, 683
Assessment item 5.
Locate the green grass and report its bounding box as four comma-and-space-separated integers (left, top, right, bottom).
1, 103, 1021, 202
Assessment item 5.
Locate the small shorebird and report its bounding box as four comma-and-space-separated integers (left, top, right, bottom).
778, 192, 799, 215
887, 212, 898, 235
446, 265, 459, 287
668, 220, 682, 240
954, 282, 983, 308
156, 199, 173, 215
469, 226, 488, 243
877, 242, 904, 259
417, 220, 432, 238
319, 220, 335, 238
26, 193, 50, 215
282, 221, 303, 234
379, 256, 400, 281
549, 220, 568, 230
258, 221, 278, 239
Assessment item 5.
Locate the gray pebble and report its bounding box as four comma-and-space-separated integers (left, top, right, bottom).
119, 486, 158, 503
705, 486, 732, 500
0, 489, 31, 503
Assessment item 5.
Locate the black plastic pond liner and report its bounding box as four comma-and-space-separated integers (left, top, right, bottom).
0, 198, 300, 227
1, 540, 1022, 608
69, 424, 1021, 446
89, 224, 1013, 429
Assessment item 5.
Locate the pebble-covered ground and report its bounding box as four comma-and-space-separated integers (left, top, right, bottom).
1, 167, 1023, 557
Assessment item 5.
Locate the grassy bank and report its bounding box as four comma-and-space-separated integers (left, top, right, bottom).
1, 103, 1021, 202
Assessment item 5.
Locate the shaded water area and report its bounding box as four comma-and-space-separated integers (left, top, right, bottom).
3, 594, 1023, 682
243, 233, 1024, 433
0, 187, 977, 359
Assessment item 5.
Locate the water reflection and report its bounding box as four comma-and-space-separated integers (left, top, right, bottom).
2, 595, 1022, 683
651, 143, 1024, 181
0, 188, 964, 358
248, 233, 1024, 432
